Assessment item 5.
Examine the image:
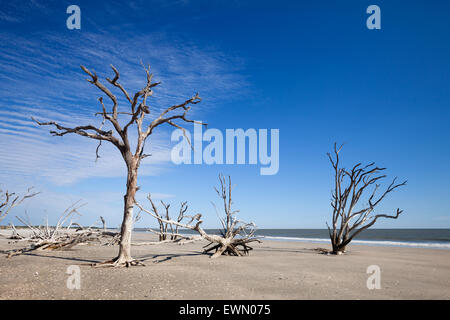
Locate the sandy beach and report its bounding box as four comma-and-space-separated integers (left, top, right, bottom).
0, 231, 449, 300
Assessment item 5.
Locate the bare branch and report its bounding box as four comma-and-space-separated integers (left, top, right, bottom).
31, 117, 123, 149
0, 188, 40, 224
106, 64, 132, 104
146, 93, 205, 138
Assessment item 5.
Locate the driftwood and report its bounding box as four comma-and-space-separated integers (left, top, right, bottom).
3, 202, 119, 258
5, 231, 106, 258
33, 63, 204, 267
326, 143, 407, 254
137, 175, 261, 258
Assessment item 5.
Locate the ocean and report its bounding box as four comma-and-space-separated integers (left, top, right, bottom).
140, 228, 450, 250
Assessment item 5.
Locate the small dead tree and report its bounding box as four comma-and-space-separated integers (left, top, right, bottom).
139, 198, 201, 244
203, 175, 260, 257
33, 64, 203, 267
136, 175, 261, 258
327, 143, 407, 254
0, 188, 39, 224
148, 199, 188, 241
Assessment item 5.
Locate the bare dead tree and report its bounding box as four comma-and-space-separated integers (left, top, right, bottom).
136, 175, 261, 258
326, 143, 407, 254
0, 188, 39, 224
147, 199, 189, 241
32, 64, 203, 267
203, 175, 261, 257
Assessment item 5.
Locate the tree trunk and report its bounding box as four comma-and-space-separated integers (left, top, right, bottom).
115, 157, 138, 264
332, 243, 346, 255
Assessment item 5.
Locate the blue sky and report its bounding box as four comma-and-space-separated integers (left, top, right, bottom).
0, 0, 449, 229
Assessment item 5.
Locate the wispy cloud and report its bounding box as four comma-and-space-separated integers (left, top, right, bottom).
0, 0, 52, 23
0, 11, 22, 23
0, 2, 250, 226
0, 28, 248, 186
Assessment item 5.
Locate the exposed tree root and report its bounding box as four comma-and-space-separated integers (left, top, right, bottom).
311, 247, 336, 255
203, 239, 261, 258
92, 256, 145, 268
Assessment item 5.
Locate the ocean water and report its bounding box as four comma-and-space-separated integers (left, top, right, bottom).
141, 228, 450, 250
253, 229, 450, 250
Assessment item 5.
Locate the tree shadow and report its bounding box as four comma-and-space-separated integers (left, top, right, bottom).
137, 251, 205, 264
16, 252, 99, 264
256, 246, 333, 255
2, 249, 208, 266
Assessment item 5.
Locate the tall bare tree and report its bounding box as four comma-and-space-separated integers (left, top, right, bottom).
33, 64, 203, 267
327, 144, 407, 254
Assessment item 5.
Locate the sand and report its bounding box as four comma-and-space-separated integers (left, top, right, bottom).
0, 231, 449, 300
